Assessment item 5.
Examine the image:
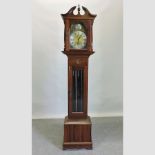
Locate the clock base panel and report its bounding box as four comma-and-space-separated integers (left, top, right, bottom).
63, 116, 92, 150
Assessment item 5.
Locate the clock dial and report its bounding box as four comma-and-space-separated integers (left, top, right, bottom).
70, 24, 87, 49
70, 31, 87, 49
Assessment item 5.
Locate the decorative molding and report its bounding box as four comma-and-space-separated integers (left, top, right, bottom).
61, 5, 96, 20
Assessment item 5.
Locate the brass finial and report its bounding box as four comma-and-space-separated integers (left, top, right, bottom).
78, 4, 80, 14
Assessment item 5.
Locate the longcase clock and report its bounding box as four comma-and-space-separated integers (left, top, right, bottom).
61, 5, 96, 149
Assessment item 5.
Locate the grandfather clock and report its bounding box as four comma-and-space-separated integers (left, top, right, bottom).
61, 5, 96, 149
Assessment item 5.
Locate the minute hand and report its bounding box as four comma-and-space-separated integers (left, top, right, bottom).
78, 35, 82, 43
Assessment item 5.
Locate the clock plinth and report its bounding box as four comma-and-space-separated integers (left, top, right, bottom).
61, 5, 96, 150
63, 116, 92, 150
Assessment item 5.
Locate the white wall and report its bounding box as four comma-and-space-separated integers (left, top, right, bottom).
32, 0, 123, 118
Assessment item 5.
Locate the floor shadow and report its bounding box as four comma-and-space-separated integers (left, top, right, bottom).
32, 119, 64, 150
91, 117, 123, 148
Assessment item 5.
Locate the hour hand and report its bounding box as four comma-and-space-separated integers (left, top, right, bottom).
78, 35, 82, 42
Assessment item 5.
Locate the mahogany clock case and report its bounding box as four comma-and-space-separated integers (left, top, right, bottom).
61, 6, 96, 150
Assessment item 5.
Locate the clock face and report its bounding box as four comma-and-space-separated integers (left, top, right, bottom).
70, 24, 87, 49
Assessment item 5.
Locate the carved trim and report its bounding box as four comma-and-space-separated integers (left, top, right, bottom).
61, 6, 97, 19
82, 6, 96, 17
65, 6, 76, 16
